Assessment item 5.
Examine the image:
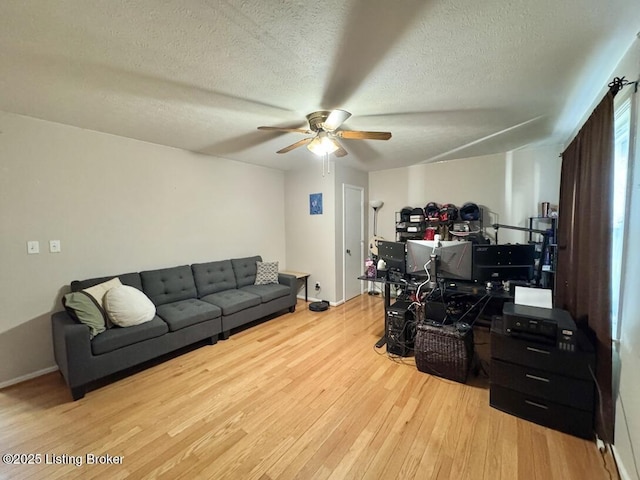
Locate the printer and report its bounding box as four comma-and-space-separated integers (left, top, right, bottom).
502, 302, 578, 352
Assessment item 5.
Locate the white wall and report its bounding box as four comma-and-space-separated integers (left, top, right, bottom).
368, 167, 410, 243
0, 111, 287, 386
284, 163, 336, 303
613, 38, 640, 480
283, 160, 368, 305
368, 146, 561, 245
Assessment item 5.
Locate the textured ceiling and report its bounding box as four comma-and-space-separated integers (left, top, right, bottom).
0, 1, 638, 172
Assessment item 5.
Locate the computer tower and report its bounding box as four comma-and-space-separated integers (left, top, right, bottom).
386, 300, 415, 357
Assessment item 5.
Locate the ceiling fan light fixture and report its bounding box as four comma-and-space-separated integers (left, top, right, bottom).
307, 132, 339, 156
258, 109, 391, 158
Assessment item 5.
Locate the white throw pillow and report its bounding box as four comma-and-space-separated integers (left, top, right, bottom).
83, 277, 122, 309
104, 285, 156, 327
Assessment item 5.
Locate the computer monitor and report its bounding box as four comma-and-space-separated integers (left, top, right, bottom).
377, 240, 406, 275
472, 244, 535, 282
439, 241, 474, 281
405, 240, 435, 275
405, 240, 473, 281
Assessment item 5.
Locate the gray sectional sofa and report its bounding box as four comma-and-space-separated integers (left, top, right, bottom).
52, 255, 297, 400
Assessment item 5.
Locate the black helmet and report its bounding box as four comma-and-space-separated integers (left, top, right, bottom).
438, 204, 458, 222
424, 202, 440, 221
459, 202, 480, 221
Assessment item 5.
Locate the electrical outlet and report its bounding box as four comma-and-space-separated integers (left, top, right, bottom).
27, 241, 40, 254
315, 282, 321, 290
49, 240, 61, 253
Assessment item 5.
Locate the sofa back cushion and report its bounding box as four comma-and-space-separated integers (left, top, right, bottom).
71, 272, 142, 292
192, 260, 237, 297
140, 265, 197, 306
231, 256, 262, 287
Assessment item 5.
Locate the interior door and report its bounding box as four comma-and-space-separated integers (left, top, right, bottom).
344, 184, 364, 301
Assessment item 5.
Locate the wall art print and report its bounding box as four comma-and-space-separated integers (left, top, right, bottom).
310, 193, 323, 215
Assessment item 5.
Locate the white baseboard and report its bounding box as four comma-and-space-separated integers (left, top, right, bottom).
611, 445, 633, 480
300, 296, 342, 307
0, 366, 59, 390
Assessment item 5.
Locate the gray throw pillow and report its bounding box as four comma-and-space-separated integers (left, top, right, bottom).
254, 261, 279, 285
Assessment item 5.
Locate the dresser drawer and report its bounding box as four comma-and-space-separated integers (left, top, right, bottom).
491, 358, 594, 411
491, 330, 595, 380
490, 384, 593, 439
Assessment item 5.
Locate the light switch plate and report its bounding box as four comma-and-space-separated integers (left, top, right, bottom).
27, 241, 40, 254
49, 240, 61, 253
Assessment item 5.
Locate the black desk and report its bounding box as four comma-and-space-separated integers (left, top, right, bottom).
358, 275, 403, 308
359, 275, 514, 348
427, 280, 513, 328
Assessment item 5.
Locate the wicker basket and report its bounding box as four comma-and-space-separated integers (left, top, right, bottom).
415, 322, 474, 383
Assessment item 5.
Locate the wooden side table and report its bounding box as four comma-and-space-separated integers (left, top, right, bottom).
281, 271, 311, 302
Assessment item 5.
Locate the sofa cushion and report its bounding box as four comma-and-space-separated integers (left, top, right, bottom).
192, 260, 237, 297
156, 298, 222, 332
201, 290, 261, 316
104, 285, 156, 327
141, 265, 197, 306
62, 291, 106, 339
240, 284, 291, 303
231, 256, 262, 287
71, 272, 142, 292
91, 317, 169, 355
254, 261, 279, 285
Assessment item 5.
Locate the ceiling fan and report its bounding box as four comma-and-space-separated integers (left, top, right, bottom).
257, 109, 392, 157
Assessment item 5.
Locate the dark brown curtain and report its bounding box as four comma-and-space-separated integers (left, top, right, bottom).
556, 92, 614, 443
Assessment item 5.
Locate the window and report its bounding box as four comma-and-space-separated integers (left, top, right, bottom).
611, 97, 631, 341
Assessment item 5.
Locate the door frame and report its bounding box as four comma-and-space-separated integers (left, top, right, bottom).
342, 184, 365, 302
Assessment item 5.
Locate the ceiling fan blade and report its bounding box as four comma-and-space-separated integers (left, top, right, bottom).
258, 126, 313, 134
323, 110, 352, 131
277, 137, 313, 154
334, 144, 348, 157
336, 130, 392, 140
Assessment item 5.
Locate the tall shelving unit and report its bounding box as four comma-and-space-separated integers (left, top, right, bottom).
395, 208, 484, 242
528, 216, 557, 290
395, 211, 426, 242
449, 210, 484, 239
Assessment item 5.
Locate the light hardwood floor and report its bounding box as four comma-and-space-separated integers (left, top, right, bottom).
0, 295, 618, 479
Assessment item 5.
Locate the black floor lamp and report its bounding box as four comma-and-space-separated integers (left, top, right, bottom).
369, 200, 383, 295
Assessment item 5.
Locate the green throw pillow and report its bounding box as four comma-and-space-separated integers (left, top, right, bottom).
63, 291, 106, 339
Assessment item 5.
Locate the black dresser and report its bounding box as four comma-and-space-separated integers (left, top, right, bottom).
490, 316, 596, 439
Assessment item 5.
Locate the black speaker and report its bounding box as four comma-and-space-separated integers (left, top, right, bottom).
386, 301, 415, 357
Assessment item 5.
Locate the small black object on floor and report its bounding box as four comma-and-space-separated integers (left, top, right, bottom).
309, 301, 329, 312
